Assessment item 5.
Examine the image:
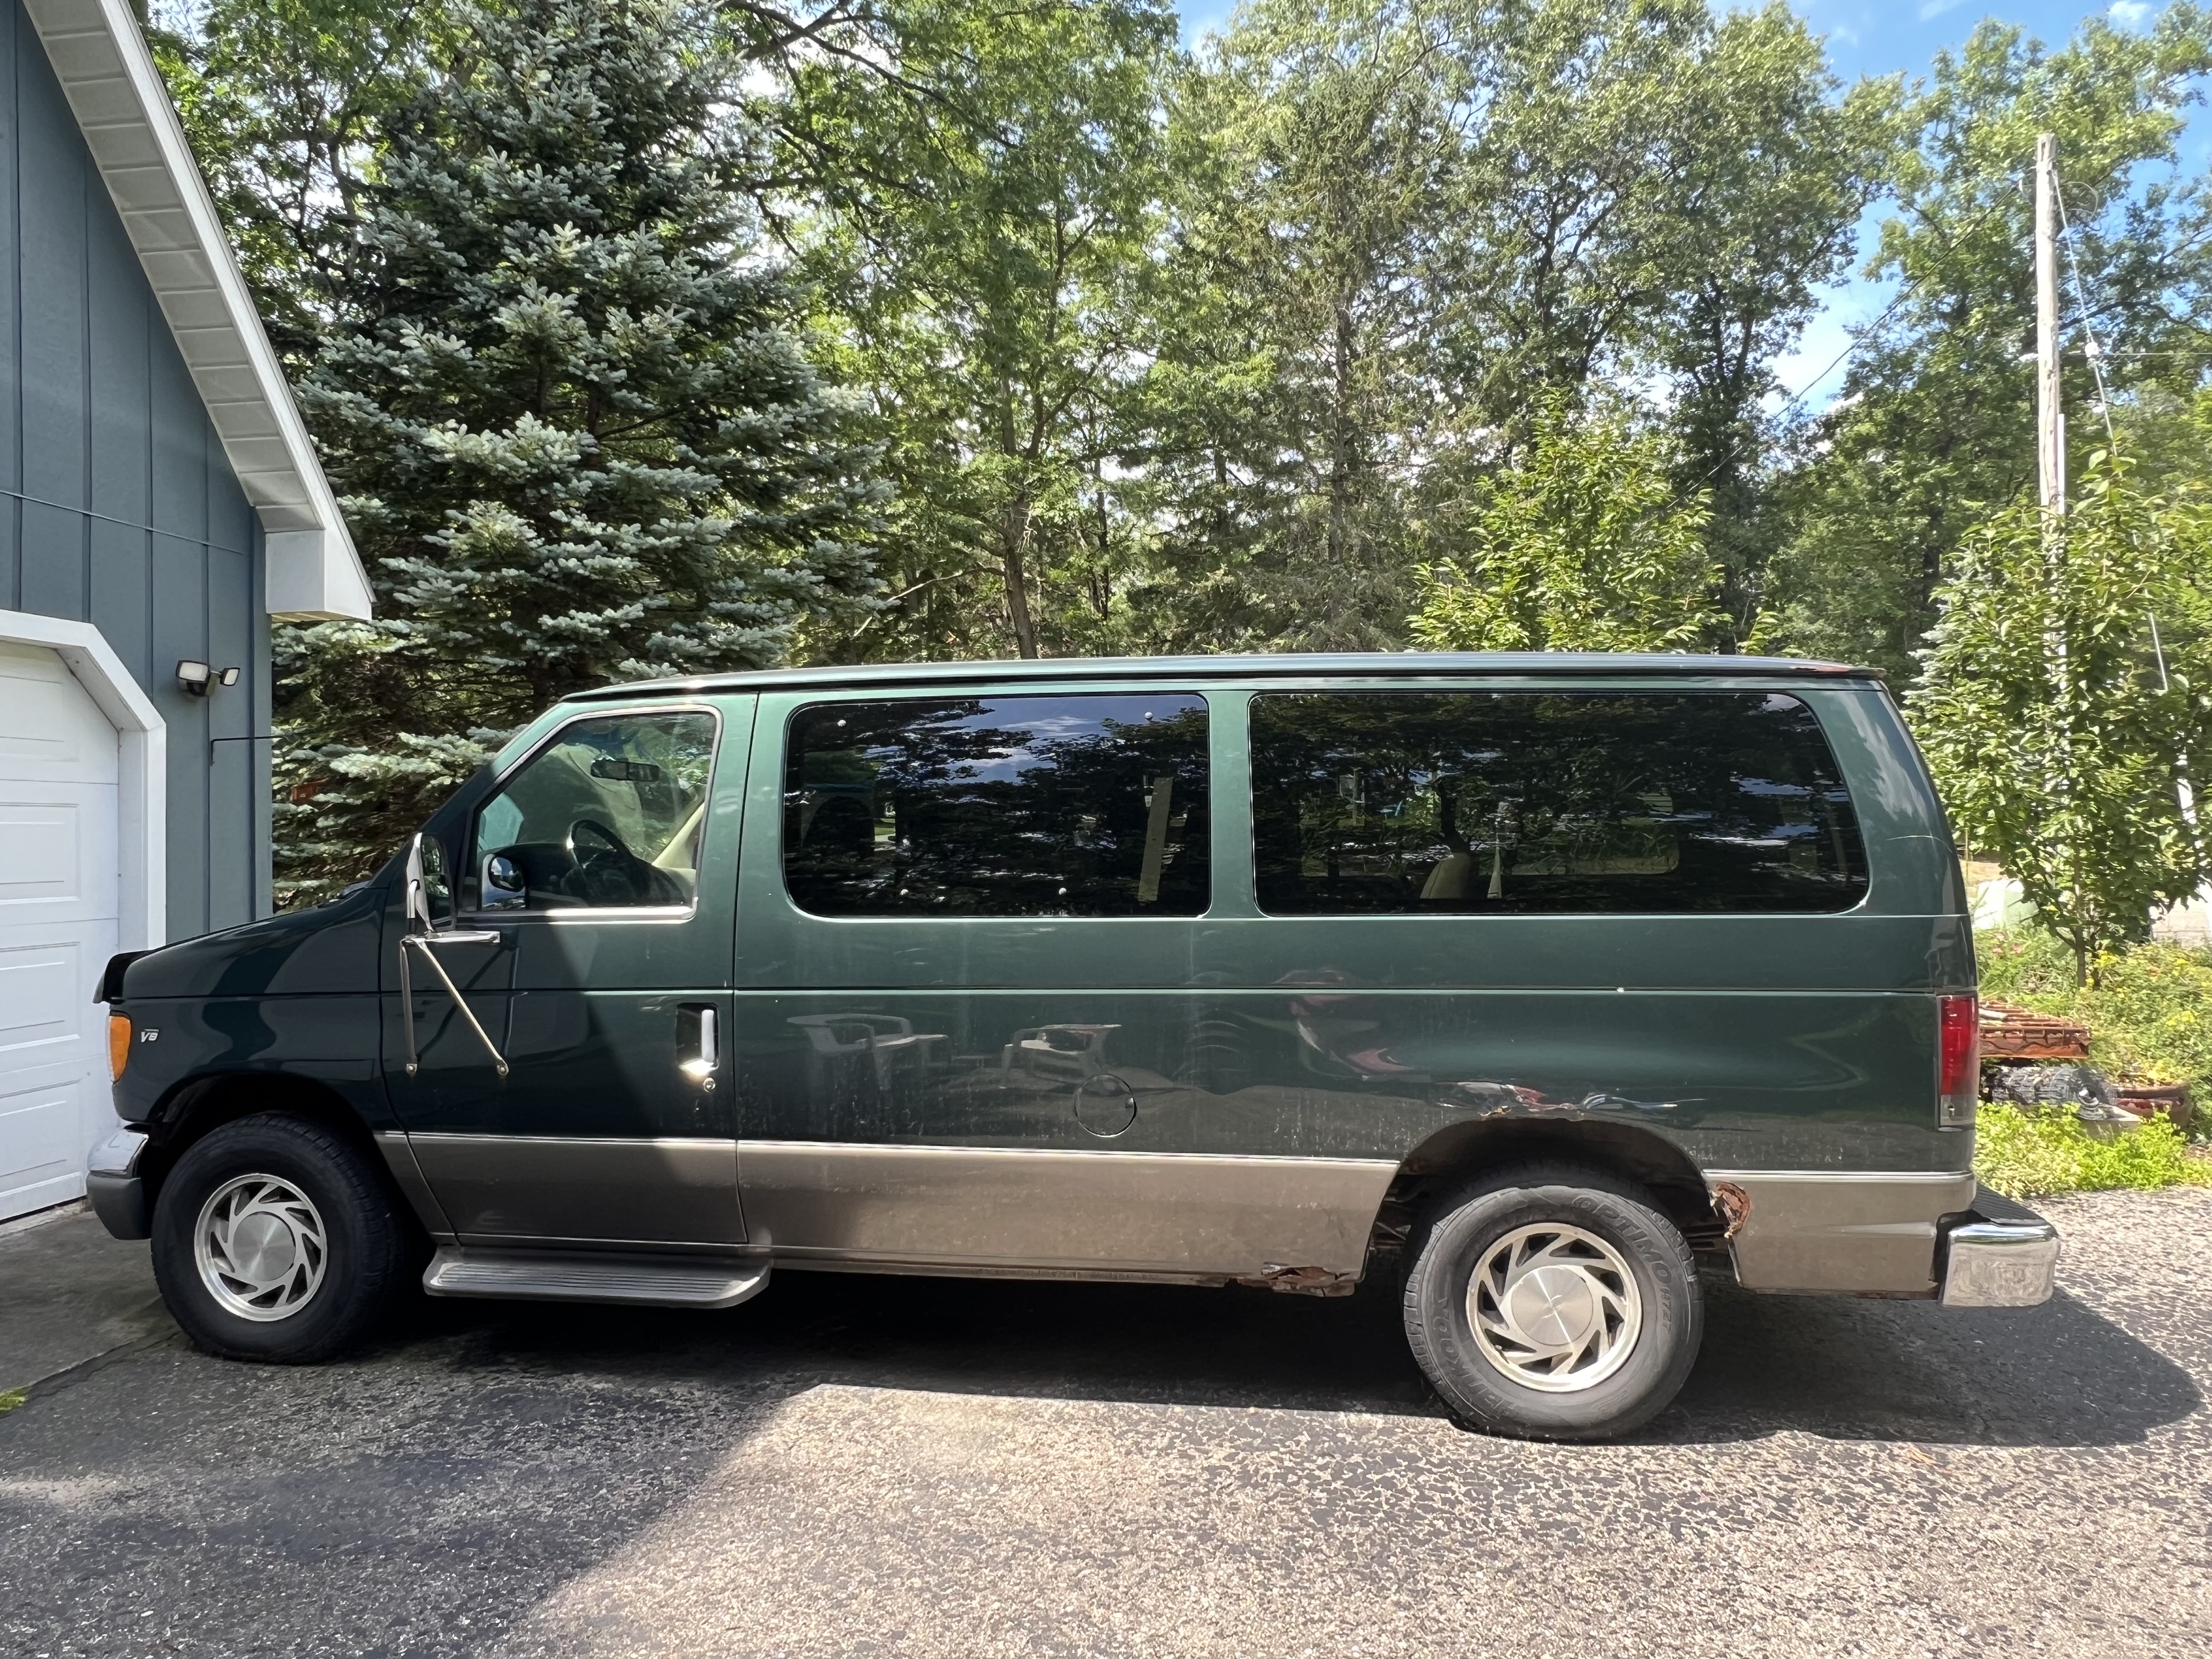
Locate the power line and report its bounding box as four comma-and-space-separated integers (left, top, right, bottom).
2051, 167, 2120, 451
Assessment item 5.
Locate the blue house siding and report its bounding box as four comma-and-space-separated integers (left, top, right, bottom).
0, 0, 271, 938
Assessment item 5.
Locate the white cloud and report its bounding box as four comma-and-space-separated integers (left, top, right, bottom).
2111, 1, 2152, 26
1916, 0, 1966, 18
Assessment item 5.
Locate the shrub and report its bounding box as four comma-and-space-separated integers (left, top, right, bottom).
1974, 1102, 2197, 1199
1978, 926, 2212, 1095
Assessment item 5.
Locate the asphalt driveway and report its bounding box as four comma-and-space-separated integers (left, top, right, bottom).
2, 1186, 2208, 1658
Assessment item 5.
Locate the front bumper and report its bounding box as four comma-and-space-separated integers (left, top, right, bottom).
1938, 1186, 2059, 1307
86, 1126, 151, 1240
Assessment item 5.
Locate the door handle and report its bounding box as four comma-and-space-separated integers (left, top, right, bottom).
679, 1003, 718, 1087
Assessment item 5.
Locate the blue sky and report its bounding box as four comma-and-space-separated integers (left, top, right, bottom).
1175, 1, 2198, 408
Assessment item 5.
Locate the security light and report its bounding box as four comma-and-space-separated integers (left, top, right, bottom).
176, 660, 241, 696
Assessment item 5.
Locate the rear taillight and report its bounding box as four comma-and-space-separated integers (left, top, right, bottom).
1938, 994, 1978, 1127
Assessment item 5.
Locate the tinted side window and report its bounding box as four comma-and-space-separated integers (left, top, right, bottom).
1251, 692, 1867, 916
470, 710, 718, 910
784, 695, 1210, 918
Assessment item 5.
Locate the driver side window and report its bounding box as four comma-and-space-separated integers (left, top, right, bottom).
468, 710, 718, 912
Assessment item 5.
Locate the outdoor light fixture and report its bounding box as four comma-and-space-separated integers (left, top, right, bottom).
175, 659, 240, 696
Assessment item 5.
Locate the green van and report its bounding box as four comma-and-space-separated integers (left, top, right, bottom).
88, 653, 2058, 1440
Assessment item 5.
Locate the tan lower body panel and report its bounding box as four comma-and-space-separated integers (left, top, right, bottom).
739, 1141, 1400, 1284
403, 1133, 746, 1250
374, 1131, 455, 1242
1711, 1169, 1977, 1296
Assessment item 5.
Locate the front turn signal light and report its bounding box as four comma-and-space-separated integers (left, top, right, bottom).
108, 1013, 131, 1081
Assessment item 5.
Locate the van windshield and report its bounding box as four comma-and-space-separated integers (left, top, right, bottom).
1251, 691, 1867, 916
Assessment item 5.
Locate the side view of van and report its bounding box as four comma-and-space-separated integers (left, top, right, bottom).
86, 653, 2059, 1440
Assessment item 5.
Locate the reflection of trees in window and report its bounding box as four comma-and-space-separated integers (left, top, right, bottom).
1253, 693, 1866, 916
785, 696, 1210, 917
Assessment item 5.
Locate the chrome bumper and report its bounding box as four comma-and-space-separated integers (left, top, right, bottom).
1939, 1188, 2059, 1307
86, 1127, 151, 1240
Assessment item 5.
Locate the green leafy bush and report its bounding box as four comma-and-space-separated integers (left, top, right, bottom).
1978, 926, 2212, 1092
1974, 1102, 2198, 1198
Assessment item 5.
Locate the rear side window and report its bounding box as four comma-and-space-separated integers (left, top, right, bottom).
783, 694, 1211, 917
1251, 691, 1866, 915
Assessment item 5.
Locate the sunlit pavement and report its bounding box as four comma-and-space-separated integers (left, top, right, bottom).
3, 1187, 2207, 1658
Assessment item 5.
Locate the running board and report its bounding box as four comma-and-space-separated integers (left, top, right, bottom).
424, 1247, 770, 1308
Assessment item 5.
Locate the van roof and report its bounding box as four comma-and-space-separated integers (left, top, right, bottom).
563, 651, 1885, 703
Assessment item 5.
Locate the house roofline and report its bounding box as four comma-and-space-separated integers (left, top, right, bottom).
24, 0, 371, 622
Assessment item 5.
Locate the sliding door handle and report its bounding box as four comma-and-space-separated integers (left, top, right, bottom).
679, 1003, 718, 1087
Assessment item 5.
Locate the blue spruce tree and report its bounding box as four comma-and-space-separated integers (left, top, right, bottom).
275, 0, 880, 896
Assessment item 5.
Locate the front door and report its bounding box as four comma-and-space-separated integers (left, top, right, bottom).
385, 701, 747, 1251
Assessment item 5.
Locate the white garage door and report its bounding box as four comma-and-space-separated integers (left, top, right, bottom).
0, 640, 121, 1221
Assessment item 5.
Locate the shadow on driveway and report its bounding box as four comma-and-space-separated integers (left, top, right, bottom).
370, 1259, 2200, 1449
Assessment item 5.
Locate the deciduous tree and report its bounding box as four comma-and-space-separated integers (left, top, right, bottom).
1912, 454, 2212, 983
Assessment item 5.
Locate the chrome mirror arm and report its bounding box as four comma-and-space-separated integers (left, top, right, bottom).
398, 933, 509, 1079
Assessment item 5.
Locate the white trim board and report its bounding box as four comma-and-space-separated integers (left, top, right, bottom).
21, 0, 371, 623
0, 609, 165, 951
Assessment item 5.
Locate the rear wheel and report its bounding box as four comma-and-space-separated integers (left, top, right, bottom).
151, 1114, 408, 1363
1402, 1163, 1701, 1441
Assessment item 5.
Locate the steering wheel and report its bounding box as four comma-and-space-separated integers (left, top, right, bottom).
565, 817, 687, 907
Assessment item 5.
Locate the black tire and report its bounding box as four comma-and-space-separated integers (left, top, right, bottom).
1402, 1162, 1701, 1442
150, 1113, 408, 1363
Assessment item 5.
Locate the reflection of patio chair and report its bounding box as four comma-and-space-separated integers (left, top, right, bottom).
1001, 1023, 1121, 1086
787, 1013, 943, 1096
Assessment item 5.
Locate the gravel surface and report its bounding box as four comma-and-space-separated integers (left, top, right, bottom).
2, 1186, 2207, 1658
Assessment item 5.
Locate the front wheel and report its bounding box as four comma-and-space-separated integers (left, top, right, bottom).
1403, 1163, 1702, 1441
151, 1114, 408, 1363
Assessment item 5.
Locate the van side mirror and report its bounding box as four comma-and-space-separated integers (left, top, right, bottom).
482, 851, 527, 912
404, 833, 454, 932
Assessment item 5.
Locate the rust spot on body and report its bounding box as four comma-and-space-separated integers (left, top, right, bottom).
1237, 1263, 1357, 1297
1709, 1181, 1752, 1242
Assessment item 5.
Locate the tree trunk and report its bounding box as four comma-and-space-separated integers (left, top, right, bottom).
1326, 297, 1355, 597
1001, 497, 1040, 660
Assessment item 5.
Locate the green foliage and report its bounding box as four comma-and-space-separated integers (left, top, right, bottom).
151, 0, 448, 337
1764, 9, 2212, 676
154, 0, 2212, 903
752, 0, 1880, 662
1126, 0, 1877, 656
1973, 1101, 2194, 1199
188, 0, 883, 898
1980, 924, 2212, 1093
784, 0, 1176, 662
1912, 454, 2212, 980
1407, 397, 1726, 652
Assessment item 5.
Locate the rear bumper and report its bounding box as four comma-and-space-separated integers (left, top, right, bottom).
1938, 1187, 2060, 1307
1709, 1169, 2057, 1303
86, 1127, 151, 1240
1710, 1169, 1978, 1295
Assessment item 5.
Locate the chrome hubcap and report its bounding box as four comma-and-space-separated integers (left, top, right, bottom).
1466, 1222, 1641, 1393
194, 1175, 328, 1322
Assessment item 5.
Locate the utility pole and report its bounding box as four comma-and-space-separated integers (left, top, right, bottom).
2034, 132, 2068, 729
2035, 133, 2066, 524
